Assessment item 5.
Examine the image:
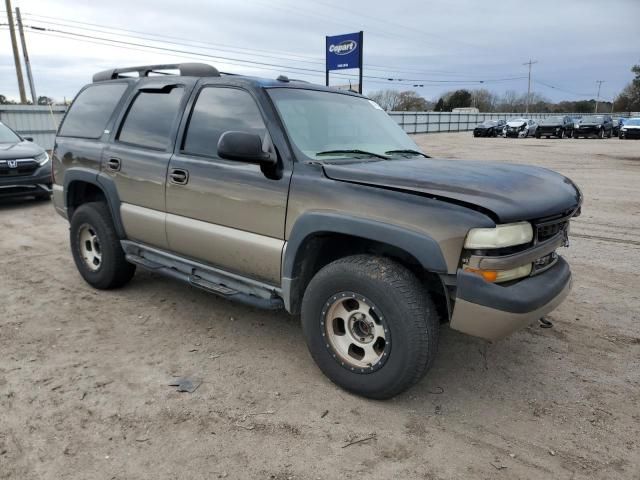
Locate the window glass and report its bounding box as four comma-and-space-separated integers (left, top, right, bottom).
0, 122, 21, 143
118, 87, 184, 150
58, 83, 128, 139
183, 87, 266, 157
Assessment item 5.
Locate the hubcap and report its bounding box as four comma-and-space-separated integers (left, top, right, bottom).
321, 292, 390, 372
78, 224, 102, 271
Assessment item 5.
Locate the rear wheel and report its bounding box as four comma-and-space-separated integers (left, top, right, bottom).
70, 202, 135, 289
301, 255, 439, 399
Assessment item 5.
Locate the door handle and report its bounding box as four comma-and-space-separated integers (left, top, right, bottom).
169, 168, 189, 185
106, 157, 121, 172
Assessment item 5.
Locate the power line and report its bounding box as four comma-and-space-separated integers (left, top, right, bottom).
21, 22, 527, 86
21, 12, 525, 80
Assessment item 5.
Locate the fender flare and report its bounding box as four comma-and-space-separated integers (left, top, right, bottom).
64, 168, 125, 238
281, 212, 448, 313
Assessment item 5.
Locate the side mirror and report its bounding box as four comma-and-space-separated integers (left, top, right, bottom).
217, 131, 276, 165
24, 137, 34, 142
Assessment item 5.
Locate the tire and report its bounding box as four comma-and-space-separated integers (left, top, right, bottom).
607, 129, 612, 139
301, 255, 439, 399
70, 201, 135, 289
559, 130, 565, 139
535, 133, 541, 139
598, 128, 604, 139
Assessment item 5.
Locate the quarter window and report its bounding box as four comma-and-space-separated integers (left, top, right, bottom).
118, 87, 184, 150
58, 83, 128, 139
182, 87, 266, 158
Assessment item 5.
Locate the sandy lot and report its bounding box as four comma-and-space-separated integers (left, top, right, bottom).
1, 133, 639, 479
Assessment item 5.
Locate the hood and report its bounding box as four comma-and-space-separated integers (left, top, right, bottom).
623, 124, 640, 129
475, 124, 494, 129
0, 140, 44, 159
506, 120, 526, 127
322, 158, 581, 223
539, 121, 562, 127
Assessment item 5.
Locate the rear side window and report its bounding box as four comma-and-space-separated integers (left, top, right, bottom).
118, 87, 184, 150
58, 83, 128, 139
182, 87, 266, 158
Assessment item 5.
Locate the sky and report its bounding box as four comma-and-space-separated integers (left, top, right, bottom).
1, 0, 639, 104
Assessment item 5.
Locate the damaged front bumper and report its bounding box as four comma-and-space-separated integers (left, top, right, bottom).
449, 254, 572, 341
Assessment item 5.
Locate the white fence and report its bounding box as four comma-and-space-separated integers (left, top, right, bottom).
1, 106, 636, 150
0, 105, 66, 150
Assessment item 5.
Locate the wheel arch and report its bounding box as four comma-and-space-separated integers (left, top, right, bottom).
64, 169, 125, 238
282, 212, 449, 317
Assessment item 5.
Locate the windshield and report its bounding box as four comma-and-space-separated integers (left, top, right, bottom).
541, 116, 564, 124
0, 122, 21, 143
626, 119, 640, 126
581, 115, 604, 123
267, 88, 419, 159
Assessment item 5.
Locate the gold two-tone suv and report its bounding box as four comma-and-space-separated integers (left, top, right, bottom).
52, 63, 582, 399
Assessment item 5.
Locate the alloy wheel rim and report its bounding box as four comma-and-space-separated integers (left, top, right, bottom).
321, 292, 391, 373
78, 224, 102, 271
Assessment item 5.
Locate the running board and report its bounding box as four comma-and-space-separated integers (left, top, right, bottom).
122, 242, 283, 311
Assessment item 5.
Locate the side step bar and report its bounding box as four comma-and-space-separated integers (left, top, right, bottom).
122, 242, 283, 311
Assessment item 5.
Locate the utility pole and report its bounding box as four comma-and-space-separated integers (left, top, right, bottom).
15, 8, 37, 104
523, 59, 538, 115
595, 80, 605, 113
4, 0, 27, 103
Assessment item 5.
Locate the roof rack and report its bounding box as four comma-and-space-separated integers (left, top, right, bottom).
93, 63, 220, 82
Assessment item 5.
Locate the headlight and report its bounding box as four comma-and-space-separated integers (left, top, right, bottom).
464, 222, 533, 249
35, 151, 49, 166
621, 127, 628, 132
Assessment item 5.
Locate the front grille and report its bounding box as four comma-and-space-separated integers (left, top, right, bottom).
535, 218, 569, 243
0, 159, 38, 177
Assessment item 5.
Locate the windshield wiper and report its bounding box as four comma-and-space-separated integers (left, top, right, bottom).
384, 149, 430, 158
315, 149, 390, 160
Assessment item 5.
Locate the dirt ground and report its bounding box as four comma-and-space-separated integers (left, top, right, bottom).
1, 132, 639, 479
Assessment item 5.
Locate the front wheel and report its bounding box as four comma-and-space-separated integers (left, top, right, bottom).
70, 202, 135, 289
559, 130, 565, 139
301, 255, 439, 399
598, 128, 605, 139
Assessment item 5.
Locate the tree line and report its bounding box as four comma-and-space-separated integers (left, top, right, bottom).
0, 94, 58, 106
369, 64, 640, 113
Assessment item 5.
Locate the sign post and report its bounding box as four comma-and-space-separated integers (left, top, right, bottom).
325, 31, 363, 94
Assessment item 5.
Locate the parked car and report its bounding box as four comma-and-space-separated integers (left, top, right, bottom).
619, 117, 640, 139
473, 119, 506, 137
573, 115, 613, 138
505, 118, 537, 138
612, 117, 625, 137
0, 121, 51, 201
535, 116, 574, 139
52, 63, 582, 399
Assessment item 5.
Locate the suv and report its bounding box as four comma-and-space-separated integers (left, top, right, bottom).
535, 115, 574, 139
52, 63, 582, 399
0, 121, 51, 200
573, 115, 613, 139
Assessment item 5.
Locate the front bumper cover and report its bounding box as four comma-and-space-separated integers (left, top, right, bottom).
0, 165, 51, 198
449, 256, 572, 340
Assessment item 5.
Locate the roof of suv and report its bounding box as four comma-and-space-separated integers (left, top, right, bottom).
92, 62, 363, 97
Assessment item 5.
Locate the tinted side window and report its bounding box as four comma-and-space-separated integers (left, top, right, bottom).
58, 83, 128, 139
183, 87, 266, 158
118, 87, 184, 150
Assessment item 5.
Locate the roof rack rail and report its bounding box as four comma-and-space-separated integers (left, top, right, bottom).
93, 63, 220, 82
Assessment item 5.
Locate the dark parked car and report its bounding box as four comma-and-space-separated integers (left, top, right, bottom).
535, 115, 574, 139
619, 118, 640, 139
473, 119, 506, 137
0, 121, 51, 201
573, 115, 613, 139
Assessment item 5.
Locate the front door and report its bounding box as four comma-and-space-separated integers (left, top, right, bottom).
165, 85, 292, 285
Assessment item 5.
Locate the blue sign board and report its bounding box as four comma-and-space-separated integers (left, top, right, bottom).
326, 32, 362, 71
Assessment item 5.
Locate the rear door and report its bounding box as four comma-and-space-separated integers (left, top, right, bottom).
165, 84, 292, 285
103, 80, 193, 249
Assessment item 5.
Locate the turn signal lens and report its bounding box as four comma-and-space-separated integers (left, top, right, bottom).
464, 264, 532, 283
